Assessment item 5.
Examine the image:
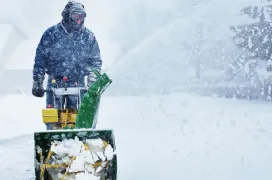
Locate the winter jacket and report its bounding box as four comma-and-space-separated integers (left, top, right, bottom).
32, 22, 102, 88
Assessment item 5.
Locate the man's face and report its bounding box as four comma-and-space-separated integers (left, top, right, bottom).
71, 12, 86, 25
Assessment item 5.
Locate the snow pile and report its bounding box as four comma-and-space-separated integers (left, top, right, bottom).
41, 136, 114, 180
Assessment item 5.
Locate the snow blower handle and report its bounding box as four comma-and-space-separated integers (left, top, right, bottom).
92, 68, 103, 79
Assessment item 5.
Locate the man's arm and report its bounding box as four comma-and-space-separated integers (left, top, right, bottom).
32, 31, 50, 97
85, 35, 102, 84
89, 35, 102, 72
33, 32, 49, 82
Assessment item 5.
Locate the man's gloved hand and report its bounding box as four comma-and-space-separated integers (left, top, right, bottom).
87, 72, 96, 87
32, 81, 44, 97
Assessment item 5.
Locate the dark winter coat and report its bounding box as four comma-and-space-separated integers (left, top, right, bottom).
32, 22, 102, 88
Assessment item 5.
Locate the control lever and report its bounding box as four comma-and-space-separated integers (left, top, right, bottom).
63, 76, 68, 91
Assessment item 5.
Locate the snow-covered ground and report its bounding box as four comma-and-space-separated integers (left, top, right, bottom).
0, 93, 272, 179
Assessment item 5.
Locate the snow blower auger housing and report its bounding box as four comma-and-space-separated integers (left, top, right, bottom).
34, 70, 117, 180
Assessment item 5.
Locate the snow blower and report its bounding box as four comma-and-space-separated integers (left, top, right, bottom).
34, 69, 117, 180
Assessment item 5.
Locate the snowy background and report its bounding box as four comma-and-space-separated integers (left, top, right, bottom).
1, 0, 272, 179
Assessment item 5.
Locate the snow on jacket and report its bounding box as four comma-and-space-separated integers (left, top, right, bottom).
32, 22, 102, 87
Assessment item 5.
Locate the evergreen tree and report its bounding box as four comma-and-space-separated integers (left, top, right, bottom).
230, 1, 272, 100
230, 2, 272, 62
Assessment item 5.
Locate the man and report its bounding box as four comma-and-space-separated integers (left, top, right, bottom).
32, 1, 102, 128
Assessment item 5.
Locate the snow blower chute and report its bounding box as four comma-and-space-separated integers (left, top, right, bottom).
34, 69, 117, 180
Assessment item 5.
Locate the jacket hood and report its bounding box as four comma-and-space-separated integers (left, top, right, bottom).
61, 1, 86, 33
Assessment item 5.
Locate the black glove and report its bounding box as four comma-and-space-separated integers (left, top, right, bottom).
32, 81, 44, 97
